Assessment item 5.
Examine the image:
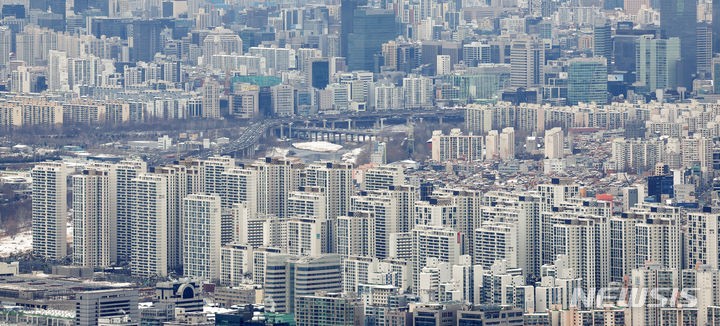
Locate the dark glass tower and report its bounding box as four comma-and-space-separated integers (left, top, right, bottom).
347, 8, 397, 72
660, 0, 696, 88
714, 0, 720, 53
132, 20, 163, 63
593, 23, 612, 62
310, 58, 330, 89
340, 0, 367, 58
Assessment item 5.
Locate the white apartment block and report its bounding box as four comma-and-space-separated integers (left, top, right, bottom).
431, 129, 483, 162
286, 217, 327, 256
152, 164, 188, 270
352, 193, 399, 259
183, 193, 222, 281
389, 232, 413, 260
499, 127, 515, 161
115, 159, 147, 262
130, 174, 168, 278
72, 167, 116, 267
544, 127, 564, 159
202, 156, 235, 199
221, 166, 257, 214
337, 212, 374, 259
305, 161, 353, 219
473, 221, 518, 270
253, 157, 297, 219
414, 197, 458, 229
632, 204, 681, 271
287, 186, 326, 219
32, 162, 68, 260
363, 165, 404, 191
220, 243, 253, 287
411, 225, 462, 293
686, 210, 720, 270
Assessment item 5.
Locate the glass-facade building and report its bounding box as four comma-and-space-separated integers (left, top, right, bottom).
347, 8, 397, 72
567, 57, 608, 105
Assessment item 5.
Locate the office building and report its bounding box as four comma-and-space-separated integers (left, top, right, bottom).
567, 57, 607, 105
659, 0, 696, 88
309, 57, 330, 89
457, 306, 524, 325
229, 88, 260, 119
510, 36, 544, 88
75, 289, 140, 326
132, 20, 163, 63
340, 0, 367, 58
295, 293, 360, 326
155, 281, 204, 313
593, 23, 612, 61
347, 8, 396, 72
268, 84, 293, 117
636, 36, 681, 91
263, 254, 342, 313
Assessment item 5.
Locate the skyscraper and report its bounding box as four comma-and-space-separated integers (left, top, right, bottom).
340, 0, 368, 58
151, 164, 188, 270
714, 0, 720, 53
132, 20, 163, 63
309, 57, 330, 89
510, 36, 544, 88
183, 193, 222, 280
697, 23, 713, 78
72, 167, 116, 267
0, 26, 11, 67
593, 23, 612, 63
32, 162, 67, 260
636, 36, 681, 91
130, 174, 168, 278
347, 8, 397, 72
201, 78, 221, 119
305, 161, 353, 220
660, 0, 696, 88
115, 159, 146, 262
253, 157, 298, 219
567, 57, 608, 105
264, 254, 343, 313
